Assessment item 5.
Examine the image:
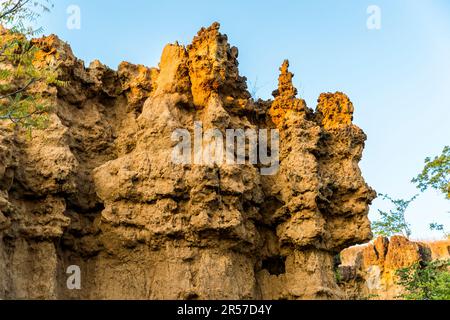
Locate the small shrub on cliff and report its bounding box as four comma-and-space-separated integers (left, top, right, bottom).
371, 193, 417, 238
0, 0, 61, 130
396, 259, 450, 300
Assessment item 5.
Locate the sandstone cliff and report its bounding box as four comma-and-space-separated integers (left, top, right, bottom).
0, 23, 375, 299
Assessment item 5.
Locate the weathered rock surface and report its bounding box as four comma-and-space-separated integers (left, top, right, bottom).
0, 23, 375, 299
338, 236, 450, 299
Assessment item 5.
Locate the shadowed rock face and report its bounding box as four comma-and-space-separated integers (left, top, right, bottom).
0, 23, 375, 300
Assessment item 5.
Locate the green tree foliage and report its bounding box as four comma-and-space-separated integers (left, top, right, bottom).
1, 0, 51, 34
429, 222, 449, 239
396, 259, 450, 300
430, 222, 444, 232
371, 194, 417, 238
0, 0, 62, 129
413, 146, 450, 200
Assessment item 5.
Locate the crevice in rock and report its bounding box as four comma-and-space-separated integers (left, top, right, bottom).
261, 256, 286, 276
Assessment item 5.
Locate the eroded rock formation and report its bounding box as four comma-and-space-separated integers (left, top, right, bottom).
0, 23, 375, 299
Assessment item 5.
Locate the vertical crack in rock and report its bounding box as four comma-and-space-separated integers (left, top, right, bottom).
0, 22, 376, 300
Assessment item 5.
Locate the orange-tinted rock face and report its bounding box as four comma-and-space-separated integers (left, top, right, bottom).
316, 92, 354, 130
117, 62, 159, 108
339, 236, 449, 299
269, 60, 307, 127
0, 23, 375, 300
187, 22, 250, 109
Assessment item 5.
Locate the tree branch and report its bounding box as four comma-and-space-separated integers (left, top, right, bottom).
0, 0, 30, 21
0, 77, 37, 99
0, 105, 45, 121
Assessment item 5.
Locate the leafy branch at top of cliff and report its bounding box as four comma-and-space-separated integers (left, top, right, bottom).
371, 193, 417, 238
412, 146, 450, 200
429, 222, 449, 238
0, 0, 63, 130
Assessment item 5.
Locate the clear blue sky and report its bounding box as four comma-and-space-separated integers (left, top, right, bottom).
40, 0, 450, 240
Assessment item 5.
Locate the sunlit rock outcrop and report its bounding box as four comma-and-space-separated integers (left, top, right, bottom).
0, 22, 375, 299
